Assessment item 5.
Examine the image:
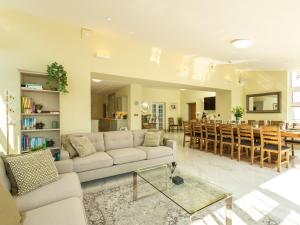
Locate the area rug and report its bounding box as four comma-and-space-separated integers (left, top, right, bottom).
83, 179, 280, 225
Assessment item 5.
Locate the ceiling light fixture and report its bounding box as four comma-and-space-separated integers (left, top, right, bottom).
106, 17, 112, 21
92, 79, 102, 83
180, 89, 186, 91
231, 39, 254, 49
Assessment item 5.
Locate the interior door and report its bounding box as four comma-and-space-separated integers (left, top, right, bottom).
152, 103, 165, 129
188, 103, 196, 121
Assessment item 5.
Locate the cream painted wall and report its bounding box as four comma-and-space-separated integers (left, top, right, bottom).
0, 8, 243, 153
242, 71, 288, 121
180, 90, 215, 121
142, 87, 180, 128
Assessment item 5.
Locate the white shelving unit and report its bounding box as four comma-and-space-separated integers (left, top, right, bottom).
20, 69, 61, 153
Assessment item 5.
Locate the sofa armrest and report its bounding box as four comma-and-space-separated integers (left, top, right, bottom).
165, 139, 177, 161
60, 149, 70, 160
55, 160, 74, 174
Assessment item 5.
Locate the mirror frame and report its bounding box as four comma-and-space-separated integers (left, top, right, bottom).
246, 92, 281, 113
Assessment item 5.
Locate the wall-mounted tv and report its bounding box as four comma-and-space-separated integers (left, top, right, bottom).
204, 97, 216, 110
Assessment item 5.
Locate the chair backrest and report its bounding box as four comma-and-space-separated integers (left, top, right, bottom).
238, 124, 254, 145
293, 123, 300, 129
220, 124, 234, 142
205, 123, 217, 138
183, 123, 191, 133
271, 121, 285, 127
260, 126, 282, 150
193, 123, 205, 138
248, 120, 256, 125
168, 117, 175, 125
259, 120, 266, 126
216, 120, 222, 124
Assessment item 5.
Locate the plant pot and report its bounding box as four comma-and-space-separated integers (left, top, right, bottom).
235, 117, 241, 124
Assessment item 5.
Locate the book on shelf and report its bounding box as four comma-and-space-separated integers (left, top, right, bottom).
22, 117, 37, 130
21, 96, 35, 114
21, 135, 47, 151
24, 83, 43, 90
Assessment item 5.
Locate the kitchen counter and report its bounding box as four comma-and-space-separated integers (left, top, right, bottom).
99, 118, 128, 131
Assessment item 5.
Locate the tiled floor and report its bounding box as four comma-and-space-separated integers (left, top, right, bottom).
83, 131, 300, 224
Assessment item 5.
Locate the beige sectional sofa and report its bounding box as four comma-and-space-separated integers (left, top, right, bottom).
0, 158, 87, 225
61, 130, 177, 182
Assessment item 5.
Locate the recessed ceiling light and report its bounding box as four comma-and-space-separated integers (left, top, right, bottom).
231, 39, 254, 49
106, 17, 112, 22
92, 79, 102, 83
128, 31, 135, 35
180, 89, 186, 91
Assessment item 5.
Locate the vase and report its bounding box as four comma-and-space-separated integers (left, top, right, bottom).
235, 117, 241, 124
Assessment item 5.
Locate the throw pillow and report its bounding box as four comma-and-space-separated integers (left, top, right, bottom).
0, 183, 21, 225
70, 136, 96, 157
143, 131, 161, 147
3, 150, 58, 195
148, 129, 165, 145
62, 135, 78, 158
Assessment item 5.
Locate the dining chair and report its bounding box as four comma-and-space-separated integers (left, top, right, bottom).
191, 123, 202, 149
168, 117, 179, 132
284, 122, 300, 156
205, 123, 219, 154
271, 121, 285, 128
260, 126, 290, 173
247, 120, 256, 125
220, 124, 236, 159
183, 122, 192, 147
238, 124, 261, 164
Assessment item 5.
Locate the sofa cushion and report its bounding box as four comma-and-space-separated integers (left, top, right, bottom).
148, 129, 165, 145
0, 183, 21, 225
61, 135, 79, 158
73, 152, 113, 172
143, 131, 161, 147
106, 148, 146, 165
85, 132, 105, 152
132, 129, 147, 147
0, 155, 11, 191
70, 136, 96, 157
22, 197, 86, 225
4, 150, 58, 195
104, 131, 133, 150
137, 146, 173, 159
14, 172, 82, 212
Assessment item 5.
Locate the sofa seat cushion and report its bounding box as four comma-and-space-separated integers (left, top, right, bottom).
106, 148, 146, 165
137, 146, 173, 159
22, 197, 86, 225
73, 152, 113, 172
14, 173, 82, 212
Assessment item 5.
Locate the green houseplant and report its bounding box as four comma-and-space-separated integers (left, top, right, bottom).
232, 106, 245, 123
47, 62, 69, 93
177, 117, 183, 126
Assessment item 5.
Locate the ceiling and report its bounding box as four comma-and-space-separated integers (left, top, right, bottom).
91, 80, 128, 94
3, 0, 300, 70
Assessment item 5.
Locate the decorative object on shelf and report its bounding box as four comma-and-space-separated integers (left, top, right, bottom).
35, 104, 43, 113
232, 106, 245, 124
21, 96, 35, 114
46, 139, 55, 147
35, 122, 45, 129
47, 62, 69, 93
5, 90, 16, 155
51, 121, 59, 129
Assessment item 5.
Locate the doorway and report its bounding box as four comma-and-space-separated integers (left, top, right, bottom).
188, 103, 196, 121
152, 102, 166, 129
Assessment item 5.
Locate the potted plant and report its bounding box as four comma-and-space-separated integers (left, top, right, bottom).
47, 62, 69, 93
35, 104, 43, 113
177, 117, 183, 127
232, 106, 245, 124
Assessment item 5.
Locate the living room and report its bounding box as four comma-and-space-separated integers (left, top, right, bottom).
1, 1, 300, 225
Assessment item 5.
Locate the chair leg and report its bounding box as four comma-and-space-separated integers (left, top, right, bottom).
214, 141, 217, 154
292, 144, 295, 157
237, 145, 241, 161
277, 153, 281, 173
260, 150, 264, 168
205, 140, 208, 152
230, 145, 234, 159
286, 151, 289, 168
251, 148, 255, 165
183, 135, 186, 147
199, 139, 203, 150
220, 142, 223, 156
268, 152, 271, 164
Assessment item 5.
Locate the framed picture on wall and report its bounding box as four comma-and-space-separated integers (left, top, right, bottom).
169, 103, 177, 111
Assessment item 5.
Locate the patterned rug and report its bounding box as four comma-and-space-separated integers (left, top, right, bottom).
83, 180, 280, 225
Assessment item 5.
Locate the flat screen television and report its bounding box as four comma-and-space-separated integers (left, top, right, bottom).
204, 97, 216, 110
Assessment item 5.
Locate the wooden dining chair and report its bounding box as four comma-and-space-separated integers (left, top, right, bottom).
220, 124, 236, 159
284, 122, 300, 157
260, 126, 290, 172
247, 120, 256, 125
205, 123, 219, 154
168, 117, 179, 132
238, 124, 261, 164
183, 122, 192, 147
191, 123, 202, 149
271, 121, 285, 128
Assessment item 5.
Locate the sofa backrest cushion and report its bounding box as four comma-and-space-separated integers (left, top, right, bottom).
132, 130, 147, 146
104, 131, 133, 150
62, 132, 105, 152
0, 155, 11, 192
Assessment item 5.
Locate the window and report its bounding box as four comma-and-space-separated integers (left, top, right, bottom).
292, 92, 300, 103
291, 72, 300, 87
289, 72, 300, 122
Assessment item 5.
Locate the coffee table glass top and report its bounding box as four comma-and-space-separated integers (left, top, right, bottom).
135, 164, 231, 215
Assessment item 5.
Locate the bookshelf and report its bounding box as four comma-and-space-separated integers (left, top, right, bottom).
20, 69, 61, 154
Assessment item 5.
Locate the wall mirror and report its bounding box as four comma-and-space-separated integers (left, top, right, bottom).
246, 92, 281, 113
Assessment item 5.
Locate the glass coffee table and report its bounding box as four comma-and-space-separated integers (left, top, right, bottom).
133, 164, 232, 225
